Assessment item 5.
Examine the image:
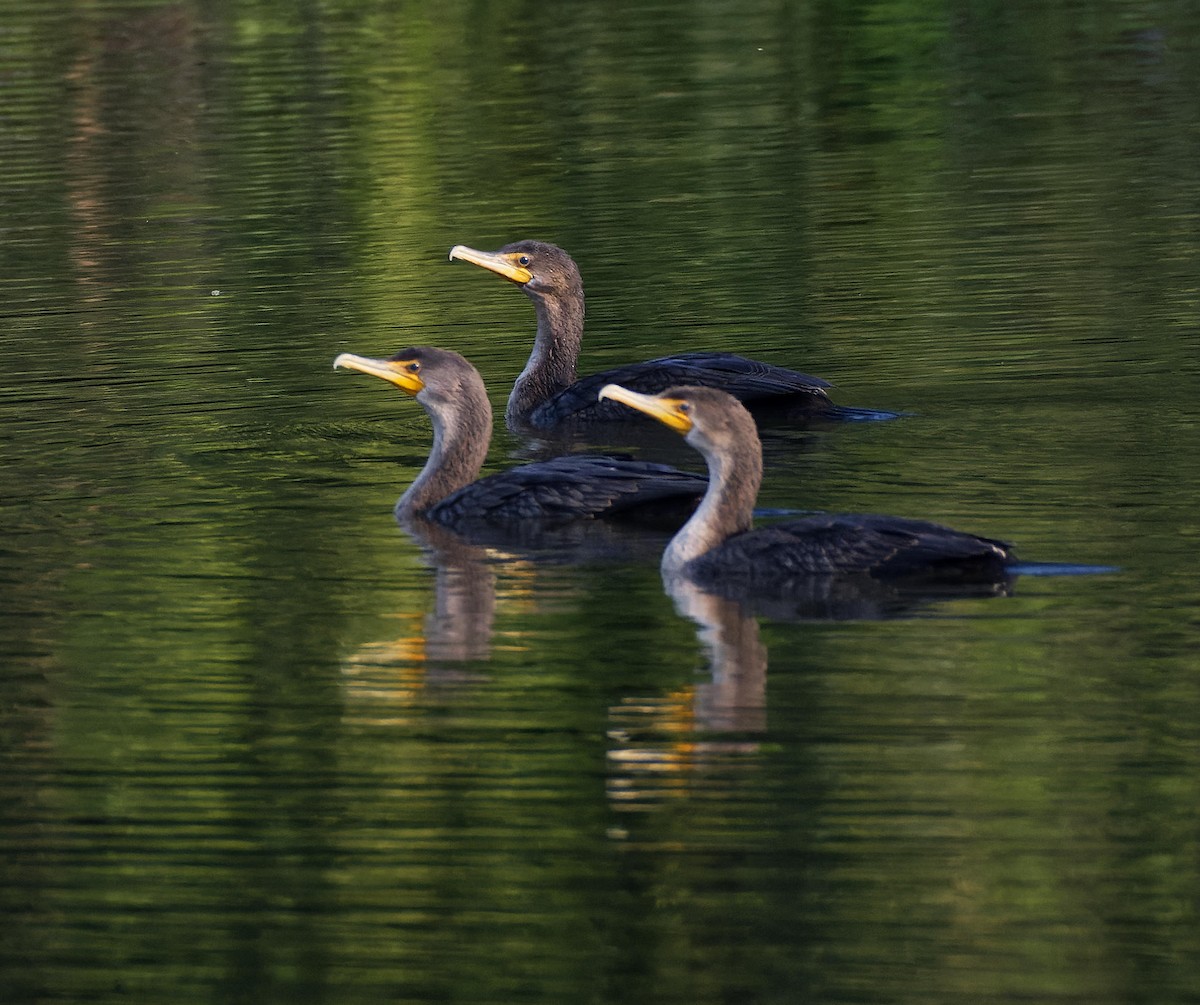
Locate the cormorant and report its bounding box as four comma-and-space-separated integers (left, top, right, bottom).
448, 240, 892, 434
333, 346, 705, 528
597, 383, 1015, 592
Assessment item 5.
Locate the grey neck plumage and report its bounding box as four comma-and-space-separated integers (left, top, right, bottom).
396, 390, 493, 519
505, 289, 583, 430
662, 427, 762, 574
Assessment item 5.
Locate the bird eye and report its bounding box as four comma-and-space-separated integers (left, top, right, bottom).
677, 402, 691, 414
406, 362, 420, 374
517, 255, 531, 267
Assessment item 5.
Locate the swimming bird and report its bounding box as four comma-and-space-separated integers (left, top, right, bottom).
448, 240, 891, 434
333, 346, 706, 529
597, 383, 1014, 593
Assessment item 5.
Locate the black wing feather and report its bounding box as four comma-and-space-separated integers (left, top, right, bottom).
427, 455, 705, 526
689, 513, 1013, 587
531, 352, 833, 426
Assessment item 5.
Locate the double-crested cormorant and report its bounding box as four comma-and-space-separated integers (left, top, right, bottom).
448, 240, 890, 434
598, 383, 1015, 590
333, 346, 706, 527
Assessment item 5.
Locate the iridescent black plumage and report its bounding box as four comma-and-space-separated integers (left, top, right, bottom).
683, 511, 1014, 590
428, 451, 703, 527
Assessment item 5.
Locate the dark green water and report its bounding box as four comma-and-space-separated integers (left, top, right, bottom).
3, 2, 1199, 1003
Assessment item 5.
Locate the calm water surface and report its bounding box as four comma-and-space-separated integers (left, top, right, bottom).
3, 2, 1199, 1003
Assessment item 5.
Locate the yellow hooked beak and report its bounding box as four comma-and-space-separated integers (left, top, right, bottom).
598, 384, 694, 434
333, 353, 424, 395
448, 244, 533, 285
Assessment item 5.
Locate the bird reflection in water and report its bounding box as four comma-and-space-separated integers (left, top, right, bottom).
391, 519, 500, 664
336, 522, 499, 717
604, 562, 1019, 833
338, 512, 699, 725
606, 575, 770, 813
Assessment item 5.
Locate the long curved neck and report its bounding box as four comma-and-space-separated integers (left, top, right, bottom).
506, 289, 583, 429
663, 431, 762, 574
396, 393, 493, 519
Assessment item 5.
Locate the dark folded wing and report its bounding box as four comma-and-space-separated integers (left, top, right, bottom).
532, 352, 833, 425
427, 454, 706, 525
690, 512, 1013, 585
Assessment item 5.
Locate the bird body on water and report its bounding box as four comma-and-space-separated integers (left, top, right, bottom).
448, 240, 891, 434
598, 383, 1015, 594
333, 346, 706, 528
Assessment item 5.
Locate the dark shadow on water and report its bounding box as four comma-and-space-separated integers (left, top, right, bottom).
401, 510, 685, 565
678, 568, 1021, 622
667, 557, 1117, 623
